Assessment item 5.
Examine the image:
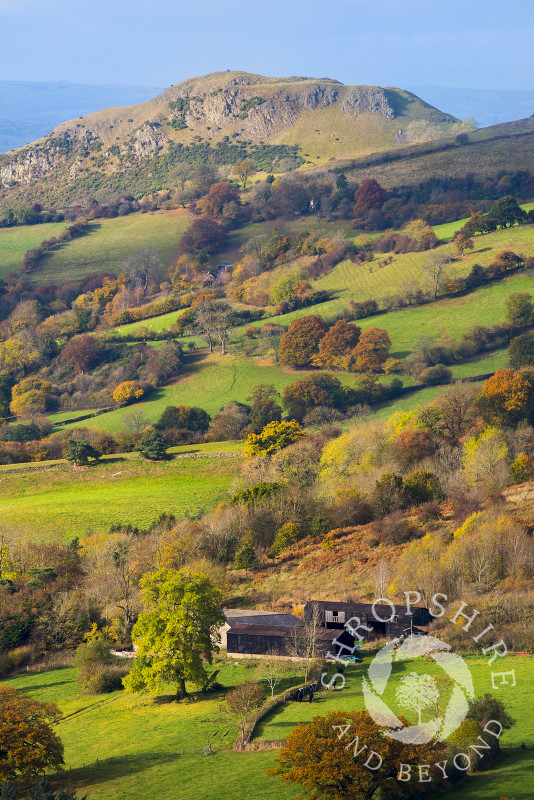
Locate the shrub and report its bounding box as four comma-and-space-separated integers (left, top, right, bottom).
509, 453, 534, 484
137, 428, 168, 460
419, 364, 453, 385
269, 522, 301, 557
79, 663, 129, 694
113, 381, 144, 405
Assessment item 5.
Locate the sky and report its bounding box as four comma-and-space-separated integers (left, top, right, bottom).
0, 0, 532, 91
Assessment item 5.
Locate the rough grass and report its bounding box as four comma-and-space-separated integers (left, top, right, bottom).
0, 221, 69, 279
30, 210, 192, 286
0, 453, 238, 540
343, 122, 534, 188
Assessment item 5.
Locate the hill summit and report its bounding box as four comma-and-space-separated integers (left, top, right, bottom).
0, 71, 462, 207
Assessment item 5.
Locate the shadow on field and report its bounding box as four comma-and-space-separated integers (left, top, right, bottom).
57, 752, 182, 789
19, 680, 72, 692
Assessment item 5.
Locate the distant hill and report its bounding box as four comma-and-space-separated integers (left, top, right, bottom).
408, 85, 534, 128
0, 81, 163, 154
0, 71, 465, 208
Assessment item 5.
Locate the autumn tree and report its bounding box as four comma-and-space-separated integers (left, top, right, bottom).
271, 709, 444, 800
0, 687, 64, 781
462, 427, 508, 488
313, 320, 361, 369
226, 682, 265, 747
454, 232, 474, 258
353, 179, 387, 218
10, 378, 57, 416
61, 334, 101, 373
113, 381, 144, 405
199, 181, 240, 216
232, 158, 256, 189
278, 315, 329, 367
244, 420, 306, 458
348, 327, 391, 372
282, 374, 349, 421
476, 368, 533, 427
179, 216, 227, 255
124, 568, 224, 699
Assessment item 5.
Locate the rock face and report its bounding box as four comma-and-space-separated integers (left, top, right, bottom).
0, 71, 458, 205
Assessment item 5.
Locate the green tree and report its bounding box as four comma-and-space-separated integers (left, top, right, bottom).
157, 405, 211, 433
487, 196, 527, 229
66, 439, 101, 467
234, 543, 257, 572
124, 568, 225, 699
505, 292, 534, 328
248, 398, 282, 433
137, 428, 168, 460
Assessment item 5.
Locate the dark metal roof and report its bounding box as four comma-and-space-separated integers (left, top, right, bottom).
227, 624, 295, 637
225, 612, 302, 627
305, 600, 427, 621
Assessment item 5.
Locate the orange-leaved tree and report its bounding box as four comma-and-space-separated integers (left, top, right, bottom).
0, 686, 64, 781
278, 315, 329, 367
346, 327, 392, 373
476, 368, 533, 427
113, 381, 144, 405
313, 319, 361, 368
271, 709, 444, 800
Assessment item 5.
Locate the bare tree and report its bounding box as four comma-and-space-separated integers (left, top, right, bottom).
255, 659, 291, 698
286, 603, 322, 681
194, 301, 234, 355
226, 682, 266, 747
123, 409, 150, 437
423, 253, 453, 299
122, 248, 163, 293
373, 558, 391, 598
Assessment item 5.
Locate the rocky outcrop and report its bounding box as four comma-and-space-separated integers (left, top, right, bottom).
342, 87, 395, 119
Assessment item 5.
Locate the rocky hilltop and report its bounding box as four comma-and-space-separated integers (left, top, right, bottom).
0, 71, 462, 206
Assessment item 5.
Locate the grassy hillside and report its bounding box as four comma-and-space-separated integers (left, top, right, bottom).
343, 119, 534, 188
3, 652, 531, 800
0, 452, 238, 540
31, 210, 192, 286
0, 220, 69, 279
51, 353, 358, 434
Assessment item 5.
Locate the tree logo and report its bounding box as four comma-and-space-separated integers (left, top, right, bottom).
362, 635, 475, 744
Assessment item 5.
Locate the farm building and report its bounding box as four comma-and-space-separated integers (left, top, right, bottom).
304, 600, 431, 640
220, 609, 302, 649
225, 620, 355, 659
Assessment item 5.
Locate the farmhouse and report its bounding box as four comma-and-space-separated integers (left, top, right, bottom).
304, 600, 431, 640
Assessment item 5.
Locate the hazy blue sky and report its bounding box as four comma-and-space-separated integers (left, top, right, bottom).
0, 0, 532, 91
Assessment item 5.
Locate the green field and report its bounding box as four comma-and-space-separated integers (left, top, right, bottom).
52, 353, 360, 434
3, 650, 531, 800
1, 663, 298, 800
29, 211, 192, 286
0, 221, 69, 278
0, 453, 238, 540
431, 202, 534, 241
257, 653, 533, 800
